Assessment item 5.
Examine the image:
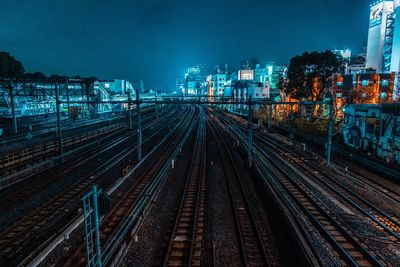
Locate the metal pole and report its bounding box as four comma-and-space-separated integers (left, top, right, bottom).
9, 82, 17, 134
87, 84, 91, 119
155, 91, 159, 119
66, 78, 70, 120
128, 87, 133, 130
248, 96, 253, 168
92, 185, 102, 267
391, 116, 397, 163
136, 88, 142, 162
55, 83, 64, 162
326, 96, 334, 165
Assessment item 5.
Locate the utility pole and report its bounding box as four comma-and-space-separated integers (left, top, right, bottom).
155, 90, 159, 119
248, 96, 253, 168
92, 186, 102, 267
66, 78, 70, 120
326, 94, 334, 165
55, 83, 64, 162
136, 88, 142, 162
9, 81, 17, 134
86, 83, 91, 119
391, 116, 397, 163
127, 85, 133, 130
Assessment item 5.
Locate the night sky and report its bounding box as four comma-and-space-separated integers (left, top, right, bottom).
0, 0, 369, 90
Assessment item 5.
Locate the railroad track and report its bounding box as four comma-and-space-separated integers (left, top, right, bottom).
0, 110, 180, 265
62, 106, 196, 266
216, 109, 400, 242
207, 113, 270, 267
260, 129, 400, 207
256, 128, 400, 207
212, 110, 383, 266
0, 121, 125, 173
0, 107, 156, 175
163, 111, 206, 267
0, 110, 175, 213
251, 132, 400, 243
330, 157, 400, 204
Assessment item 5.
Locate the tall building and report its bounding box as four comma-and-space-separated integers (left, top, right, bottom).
184, 64, 205, 95
390, 0, 400, 72
365, 0, 400, 74
212, 73, 227, 97
366, 1, 395, 73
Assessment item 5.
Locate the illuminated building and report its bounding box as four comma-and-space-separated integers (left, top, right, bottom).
184, 64, 206, 95
211, 65, 230, 97
238, 70, 255, 81
254, 63, 287, 98
365, 0, 400, 73
212, 73, 227, 97
366, 1, 395, 72
254, 64, 272, 83
333, 73, 395, 104
390, 1, 400, 73
233, 81, 269, 99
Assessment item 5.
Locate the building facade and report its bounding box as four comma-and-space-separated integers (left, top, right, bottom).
343, 103, 400, 164
366, 0, 400, 73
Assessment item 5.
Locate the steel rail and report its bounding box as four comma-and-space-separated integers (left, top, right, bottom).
207, 113, 270, 267
163, 111, 206, 267
217, 110, 400, 238
213, 110, 383, 266
0, 110, 180, 265
62, 106, 196, 266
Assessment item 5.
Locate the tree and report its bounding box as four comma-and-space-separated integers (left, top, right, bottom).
347, 88, 377, 104
0, 51, 25, 78
24, 71, 47, 80
286, 50, 343, 101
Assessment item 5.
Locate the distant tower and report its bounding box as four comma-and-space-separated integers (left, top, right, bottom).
366, 1, 395, 72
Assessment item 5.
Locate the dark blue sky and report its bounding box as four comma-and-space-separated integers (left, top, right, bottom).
0, 0, 370, 90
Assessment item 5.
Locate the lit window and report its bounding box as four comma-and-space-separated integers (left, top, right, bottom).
337, 82, 343, 86
381, 80, 389, 87
361, 80, 369, 86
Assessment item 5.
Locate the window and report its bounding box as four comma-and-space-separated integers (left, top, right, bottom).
337, 81, 343, 86
381, 80, 389, 87
361, 80, 369, 86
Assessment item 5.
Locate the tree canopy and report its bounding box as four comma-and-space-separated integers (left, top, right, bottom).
0, 51, 25, 78
285, 50, 343, 101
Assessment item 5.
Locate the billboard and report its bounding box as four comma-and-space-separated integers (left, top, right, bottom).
238, 70, 254, 81
370, 3, 383, 28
